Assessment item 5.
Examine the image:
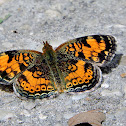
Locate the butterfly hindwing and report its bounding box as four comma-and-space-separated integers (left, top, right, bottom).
56, 55, 102, 92
14, 62, 58, 99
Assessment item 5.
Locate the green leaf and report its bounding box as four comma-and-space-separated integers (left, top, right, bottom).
0, 14, 11, 24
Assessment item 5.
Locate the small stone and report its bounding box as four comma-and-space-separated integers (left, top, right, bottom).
115, 24, 126, 28
22, 101, 36, 110
0, 109, 14, 121
101, 83, 109, 88
64, 113, 75, 119
29, 32, 34, 35
55, 123, 63, 126
21, 24, 30, 30
120, 73, 126, 78
20, 110, 30, 117
101, 89, 123, 97
122, 100, 126, 107
123, 85, 126, 98
39, 113, 47, 120
45, 9, 61, 18
0, 26, 4, 31
85, 97, 91, 101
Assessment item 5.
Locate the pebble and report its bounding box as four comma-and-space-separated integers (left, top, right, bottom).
55, 123, 63, 126
0, 109, 14, 121
64, 113, 75, 119
0, 26, 4, 31
123, 85, 126, 98
22, 101, 36, 110
101, 83, 109, 88
39, 113, 47, 120
45, 9, 61, 18
101, 89, 123, 97
122, 100, 126, 107
20, 110, 30, 117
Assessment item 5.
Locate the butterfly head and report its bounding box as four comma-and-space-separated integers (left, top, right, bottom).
42, 41, 53, 53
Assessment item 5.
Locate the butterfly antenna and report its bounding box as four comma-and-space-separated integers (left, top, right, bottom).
43, 41, 45, 45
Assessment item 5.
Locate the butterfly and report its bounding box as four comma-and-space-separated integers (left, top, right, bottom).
0, 35, 116, 99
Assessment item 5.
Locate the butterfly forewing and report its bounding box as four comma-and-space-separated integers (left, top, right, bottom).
56, 35, 116, 66
0, 50, 39, 84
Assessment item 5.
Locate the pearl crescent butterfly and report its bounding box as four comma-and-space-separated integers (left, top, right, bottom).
0, 35, 116, 99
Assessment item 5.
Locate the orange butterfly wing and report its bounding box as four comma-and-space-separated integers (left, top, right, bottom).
55, 35, 116, 92
56, 58, 102, 92
0, 50, 57, 99
56, 35, 116, 66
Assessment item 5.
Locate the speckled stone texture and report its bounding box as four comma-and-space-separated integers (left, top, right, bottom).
0, 0, 126, 126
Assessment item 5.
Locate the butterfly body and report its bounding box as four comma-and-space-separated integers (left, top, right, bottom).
0, 35, 116, 99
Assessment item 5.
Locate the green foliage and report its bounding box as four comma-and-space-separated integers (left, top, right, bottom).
0, 14, 11, 24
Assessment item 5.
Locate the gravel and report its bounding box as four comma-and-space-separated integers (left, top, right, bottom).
0, 0, 126, 126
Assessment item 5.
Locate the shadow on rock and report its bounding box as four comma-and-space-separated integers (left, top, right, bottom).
100, 54, 123, 74
0, 84, 13, 92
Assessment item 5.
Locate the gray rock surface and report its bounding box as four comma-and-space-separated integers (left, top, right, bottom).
0, 0, 126, 126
